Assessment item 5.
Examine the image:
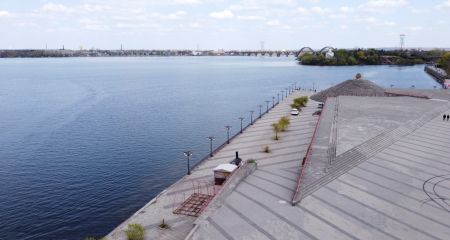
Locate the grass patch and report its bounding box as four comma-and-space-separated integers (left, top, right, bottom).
246, 159, 257, 164
125, 223, 145, 240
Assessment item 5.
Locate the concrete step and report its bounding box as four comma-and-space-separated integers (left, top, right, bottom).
294, 102, 450, 204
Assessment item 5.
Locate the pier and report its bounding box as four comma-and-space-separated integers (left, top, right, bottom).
424, 65, 448, 86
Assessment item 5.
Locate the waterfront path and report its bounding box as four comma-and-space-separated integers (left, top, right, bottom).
107, 91, 319, 240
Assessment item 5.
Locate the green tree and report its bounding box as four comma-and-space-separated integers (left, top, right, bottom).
272, 123, 282, 140
278, 117, 290, 132
438, 52, 450, 74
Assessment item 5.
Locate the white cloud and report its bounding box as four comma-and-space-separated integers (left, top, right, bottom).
409, 26, 423, 31
209, 10, 234, 19
311, 6, 332, 14
170, 0, 201, 4
167, 10, 186, 19
435, 0, 450, 9
339, 6, 353, 13
365, 0, 408, 8
0, 10, 9, 17
237, 15, 264, 20
266, 19, 280, 26
297, 7, 309, 14
339, 24, 349, 30
41, 3, 73, 13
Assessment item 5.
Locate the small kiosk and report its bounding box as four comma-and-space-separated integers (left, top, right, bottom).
213, 163, 237, 185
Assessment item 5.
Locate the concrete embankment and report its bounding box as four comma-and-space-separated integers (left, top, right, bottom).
106, 90, 316, 240
424, 65, 448, 86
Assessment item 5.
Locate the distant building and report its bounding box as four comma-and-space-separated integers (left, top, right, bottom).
325, 48, 334, 59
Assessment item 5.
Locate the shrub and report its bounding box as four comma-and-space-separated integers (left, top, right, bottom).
263, 146, 271, 153
292, 96, 309, 109
126, 224, 145, 240
159, 219, 170, 229
247, 159, 257, 164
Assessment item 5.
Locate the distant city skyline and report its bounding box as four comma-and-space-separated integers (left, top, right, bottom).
1, 0, 450, 50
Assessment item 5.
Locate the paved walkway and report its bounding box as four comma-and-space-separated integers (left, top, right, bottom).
107, 91, 318, 240
190, 95, 320, 239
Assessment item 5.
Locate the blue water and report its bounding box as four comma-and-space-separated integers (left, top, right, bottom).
0, 57, 437, 239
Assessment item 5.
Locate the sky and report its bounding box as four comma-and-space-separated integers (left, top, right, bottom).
0, 0, 449, 50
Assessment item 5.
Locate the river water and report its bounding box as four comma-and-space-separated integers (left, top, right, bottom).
0, 57, 437, 239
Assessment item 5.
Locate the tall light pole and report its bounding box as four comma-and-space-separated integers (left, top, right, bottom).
183, 151, 192, 175
277, 93, 280, 104
390, 84, 394, 88
285, 88, 288, 97
265, 100, 270, 113
313, 82, 315, 91
281, 91, 284, 100
225, 125, 231, 144
272, 96, 275, 108
249, 110, 254, 125
239, 117, 244, 133
258, 105, 262, 119
207, 136, 215, 157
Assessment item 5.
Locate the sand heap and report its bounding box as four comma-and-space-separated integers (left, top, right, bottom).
311, 74, 386, 102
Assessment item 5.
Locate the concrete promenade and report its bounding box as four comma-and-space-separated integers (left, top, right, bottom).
107, 91, 319, 240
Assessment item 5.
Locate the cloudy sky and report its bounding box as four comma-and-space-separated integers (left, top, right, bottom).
0, 0, 449, 50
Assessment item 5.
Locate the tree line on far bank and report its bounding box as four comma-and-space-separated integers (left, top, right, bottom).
298, 49, 447, 66
437, 52, 450, 75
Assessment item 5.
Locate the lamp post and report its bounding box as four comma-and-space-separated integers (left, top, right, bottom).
183, 151, 192, 175
207, 136, 215, 157
239, 117, 244, 133
390, 84, 394, 88
249, 110, 254, 125
277, 93, 280, 104
285, 88, 288, 97
272, 96, 275, 108
225, 125, 231, 144
258, 105, 262, 119
281, 91, 284, 100
265, 100, 270, 113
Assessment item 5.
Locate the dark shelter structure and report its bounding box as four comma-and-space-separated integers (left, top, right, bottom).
310, 74, 386, 102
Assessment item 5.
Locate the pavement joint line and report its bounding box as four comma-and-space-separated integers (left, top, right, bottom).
322, 185, 444, 240
389, 143, 450, 160
344, 170, 450, 214
207, 217, 234, 240
309, 194, 401, 240
374, 155, 447, 177
384, 146, 450, 166
251, 172, 295, 191
403, 135, 450, 149
256, 168, 298, 183
234, 190, 319, 240
379, 151, 450, 170
295, 204, 360, 240
361, 161, 450, 192
335, 177, 450, 229
223, 202, 278, 240
398, 137, 450, 153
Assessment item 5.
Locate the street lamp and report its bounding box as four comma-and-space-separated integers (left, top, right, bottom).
281, 91, 284, 100
238, 117, 244, 133
265, 100, 270, 113
272, 96, 275, 108
225, 125, 231, 144
249, 110, 254, 125
277, 93, 280, 104
183, 151, 193, 175
258, 105, 262, 119
207, 136, 215, 157
285, 88, 288, 97
390, 84, 394, 88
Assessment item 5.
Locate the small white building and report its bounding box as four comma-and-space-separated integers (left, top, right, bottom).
325, 48, 334, 59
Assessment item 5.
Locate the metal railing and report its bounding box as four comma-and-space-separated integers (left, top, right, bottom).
291, 97, 327, 205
